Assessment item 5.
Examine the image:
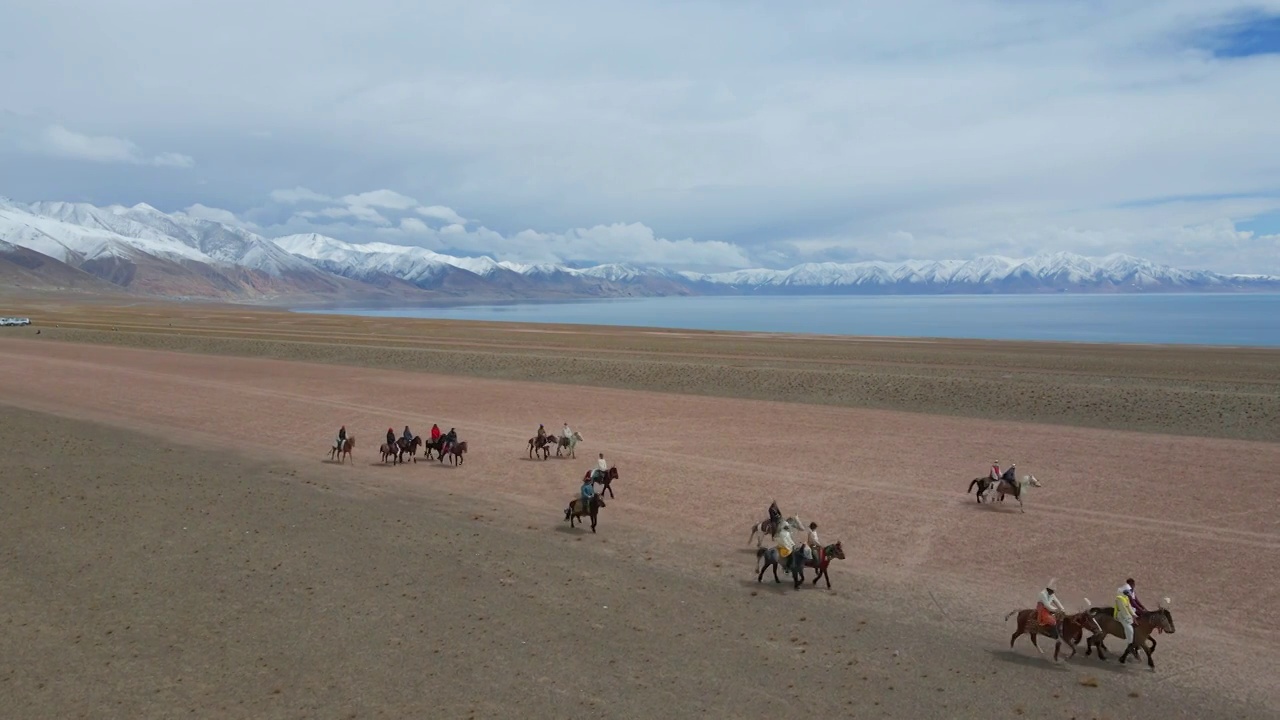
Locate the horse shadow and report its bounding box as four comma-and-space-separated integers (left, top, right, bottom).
737, 577, 793, 595
986, 648, 1072, 670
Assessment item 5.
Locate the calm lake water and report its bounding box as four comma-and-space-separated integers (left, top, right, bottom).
297, 293, 1280, 347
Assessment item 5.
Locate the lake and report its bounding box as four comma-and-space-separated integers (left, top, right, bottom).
296, 293, 1280, 347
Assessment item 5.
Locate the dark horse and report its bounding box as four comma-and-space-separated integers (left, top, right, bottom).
329, 436, 355, 464
396, 435, 422, 463
968, 476, 998, 503
755, 544, 805, 589
379, 441, 402, 465
1005, 606, 1104, 661
528, 434, 557, 460
564, 494, 605, 532
587, 466, 620, 498
1083, 603, 1176, 669
441, 440, 468, 466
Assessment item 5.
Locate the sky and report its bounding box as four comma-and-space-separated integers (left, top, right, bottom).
2, 0, 1280, 274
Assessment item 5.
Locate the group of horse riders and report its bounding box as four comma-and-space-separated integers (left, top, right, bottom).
332, 424, 458, 456
766, 500, 823, 571
1035, 577, 1153, 645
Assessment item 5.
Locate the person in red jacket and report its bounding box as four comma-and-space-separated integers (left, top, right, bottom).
430, 424, 441, 442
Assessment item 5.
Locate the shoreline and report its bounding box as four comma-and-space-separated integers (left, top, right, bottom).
1, 298, 1277, 443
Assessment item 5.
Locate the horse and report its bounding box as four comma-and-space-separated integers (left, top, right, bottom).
968, 476, 998, 502
556, 431, 583, 458
748, 515, 803, 548
1083, 599, 1176, 669
588, 466, 619, 498
800, 541, 847, 588
528, 434, 557, 460
755, 543, 806, 589
379, 442, 401, 465
564, 494, 605, 532
396, 435, 422, 463
1004, 600, 1103, 662
441, 440, 468, 466
329, 436, 355, 463
992, 474, 1042, 513
422, 437, 444, 460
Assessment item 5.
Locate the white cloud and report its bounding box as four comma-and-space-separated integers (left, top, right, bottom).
179, 203, 259, 229
5, 2, 1280, 272
270, 187, 332, 204
340, 189, 420, 210
34, 125, 194, 168
416, 205, 467, 225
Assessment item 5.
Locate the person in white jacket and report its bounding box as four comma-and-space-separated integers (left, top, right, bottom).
593, 453, 608, 481
805, 522, 821, 562
1037, 579, 1068, 637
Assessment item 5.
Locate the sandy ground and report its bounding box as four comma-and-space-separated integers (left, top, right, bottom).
2, 326, 1279, 718
5, 301, 1279, 442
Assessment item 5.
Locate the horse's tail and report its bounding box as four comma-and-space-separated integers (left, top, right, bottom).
755, 547, 766, 572
968, 478, 979, 493
1005, 609, 1020, 622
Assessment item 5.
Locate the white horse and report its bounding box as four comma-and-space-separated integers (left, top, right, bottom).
557, 430, 583, 459
748, 514, 804, 547
995, 474, 1043, 513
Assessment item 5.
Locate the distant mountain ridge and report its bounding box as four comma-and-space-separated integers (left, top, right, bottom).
2, 196, 1277, 302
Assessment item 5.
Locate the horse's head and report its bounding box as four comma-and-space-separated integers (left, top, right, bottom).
456, 441, 468, 453
1148, 598, 1175, 633
593, 496, 606, 509
608, 467, 619, 479
1024, 474, 1042, 488
1076, 598, 1103, 635
827, 541, 846, 559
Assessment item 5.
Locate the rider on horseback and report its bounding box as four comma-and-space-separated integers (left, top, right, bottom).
431, 424, 441, 442
805, 522, 820, 559
1122, 578, 1149, 617
1037, 579, 1068, 637
537, 424, 547, 442
990, 460, 1001, 482
442, 427, 458, 454
386, 428, 396, 448
579, 474, 596, 513
335, 425, 346, 450
591, 453, 607, 482
768, 500, 782, 531
402, 426, 413, 443
562, 422, 572, 442
1000, 463, 1017, 489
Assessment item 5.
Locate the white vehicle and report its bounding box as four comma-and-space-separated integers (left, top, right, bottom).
0, 317, 31, 326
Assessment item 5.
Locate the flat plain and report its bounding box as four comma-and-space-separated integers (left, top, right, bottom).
2, 298, 1278, 719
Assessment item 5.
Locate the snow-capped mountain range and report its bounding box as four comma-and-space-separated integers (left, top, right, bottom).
2, 196, 1277, 303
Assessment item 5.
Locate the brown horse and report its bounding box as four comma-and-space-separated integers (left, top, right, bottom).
564, 494, 605, 532
396, 435, 422, 463
528, 434, 557, 460
379, 442, 400, 464
1005, 605, 1103, 661
1083, 601, 1176, 669
587, 466, 620, 498
329, 436, 355, 463
800, 541, 847, 588
442, 440, 468, 466
967, 476, 997, 502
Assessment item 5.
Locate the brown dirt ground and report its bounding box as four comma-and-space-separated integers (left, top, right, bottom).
2, 306, 1279, 718
5, 300, 1279, 442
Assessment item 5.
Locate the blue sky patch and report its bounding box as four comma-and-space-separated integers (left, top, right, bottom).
1201, 12, 1280, 58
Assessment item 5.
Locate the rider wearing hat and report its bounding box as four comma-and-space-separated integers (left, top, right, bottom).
1037, 579, 1068, 637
